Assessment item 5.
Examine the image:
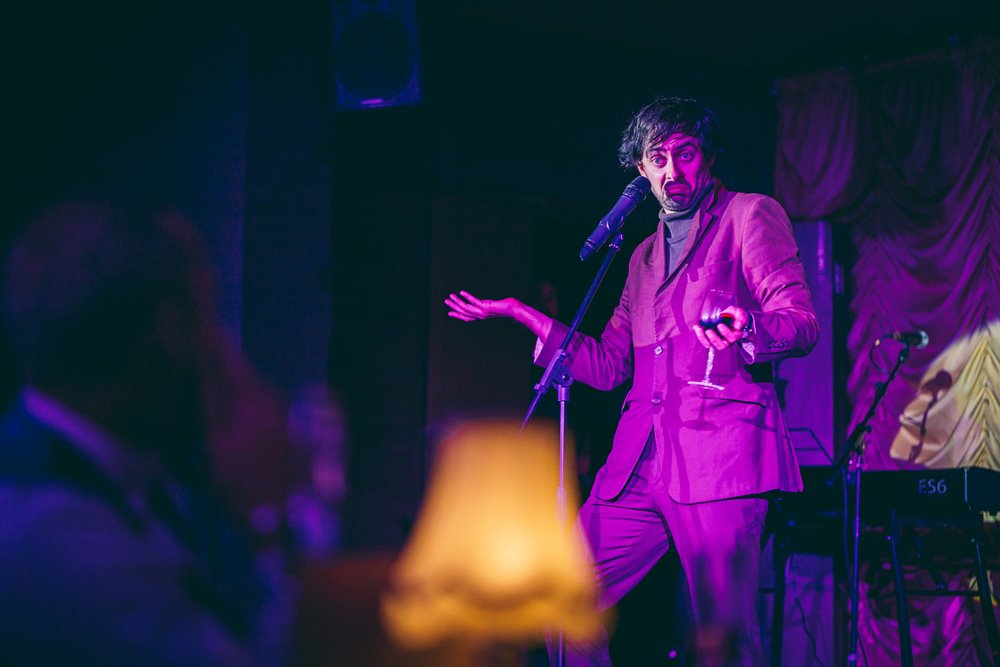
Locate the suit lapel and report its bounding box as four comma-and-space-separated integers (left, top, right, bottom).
646, 215, 667, 287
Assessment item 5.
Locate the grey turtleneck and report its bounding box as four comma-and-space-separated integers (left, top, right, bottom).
658, 182, 713, 275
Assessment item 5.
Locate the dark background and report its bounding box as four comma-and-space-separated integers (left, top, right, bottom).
2, 1, 997, 660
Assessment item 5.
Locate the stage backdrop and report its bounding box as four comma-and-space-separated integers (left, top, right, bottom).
774, 39, 999, 473
774, 39, 999, 666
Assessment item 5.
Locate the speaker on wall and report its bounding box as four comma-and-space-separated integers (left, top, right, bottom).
334, 0, 421, 111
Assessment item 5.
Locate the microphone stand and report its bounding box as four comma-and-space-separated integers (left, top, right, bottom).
521, 229, 625, 428
522, 231, 625, 667
829, 341, 912, 666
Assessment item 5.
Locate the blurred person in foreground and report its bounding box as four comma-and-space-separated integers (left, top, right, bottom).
286, 382, 348, 558
0, 201, 291, 666
446, 97, 819, 665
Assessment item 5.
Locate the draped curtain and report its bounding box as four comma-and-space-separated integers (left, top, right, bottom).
775, 39, 999, 472
774, 40, 1000, 666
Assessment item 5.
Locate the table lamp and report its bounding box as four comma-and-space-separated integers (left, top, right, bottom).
382, 420, 601, 655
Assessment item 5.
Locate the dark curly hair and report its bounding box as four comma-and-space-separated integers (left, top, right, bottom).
618, 96, 719, 169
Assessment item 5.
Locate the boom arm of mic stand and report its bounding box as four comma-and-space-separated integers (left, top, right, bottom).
827, 343, 911, 486
522, 232, 624, 429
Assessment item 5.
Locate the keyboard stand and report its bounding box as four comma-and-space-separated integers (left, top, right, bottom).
768, 501, 1000, 666
887, 510, 1000, 667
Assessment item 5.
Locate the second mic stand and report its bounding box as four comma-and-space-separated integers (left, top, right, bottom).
830, 341, 912, 666
522, 231, 624, 667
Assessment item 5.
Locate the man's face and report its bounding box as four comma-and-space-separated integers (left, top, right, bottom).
637, 133, 715, 212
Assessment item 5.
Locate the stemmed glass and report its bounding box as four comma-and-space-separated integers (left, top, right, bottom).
688, 289, 735, 391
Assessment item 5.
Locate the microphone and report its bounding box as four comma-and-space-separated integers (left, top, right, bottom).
579, 176, 651, 261
881, 330, 930, 348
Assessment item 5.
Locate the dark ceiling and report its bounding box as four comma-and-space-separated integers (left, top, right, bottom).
443, 0, 1000, 76
2, 0, 996, 223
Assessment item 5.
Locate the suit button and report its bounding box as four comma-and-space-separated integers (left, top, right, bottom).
654, 345, 663, 355
651, 397, 661, 405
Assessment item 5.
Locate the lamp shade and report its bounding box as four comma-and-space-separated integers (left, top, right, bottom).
382, 420, 601, 649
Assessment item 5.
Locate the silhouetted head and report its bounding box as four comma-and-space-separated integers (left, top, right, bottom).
4, 200, 217, 454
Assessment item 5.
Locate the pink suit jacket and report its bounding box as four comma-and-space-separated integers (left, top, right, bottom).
537, 179, 819, 503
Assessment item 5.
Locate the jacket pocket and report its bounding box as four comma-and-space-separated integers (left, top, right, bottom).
697, 383, 769, 408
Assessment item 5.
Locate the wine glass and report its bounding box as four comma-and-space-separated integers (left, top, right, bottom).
688, 289, 735, 391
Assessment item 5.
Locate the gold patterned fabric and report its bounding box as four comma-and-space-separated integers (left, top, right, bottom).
892, 324, 1000, 469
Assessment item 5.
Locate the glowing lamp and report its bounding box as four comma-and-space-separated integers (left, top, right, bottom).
382, 420, 601, 651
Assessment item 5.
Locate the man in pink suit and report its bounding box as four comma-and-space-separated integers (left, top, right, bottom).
447, 97, 819, 665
